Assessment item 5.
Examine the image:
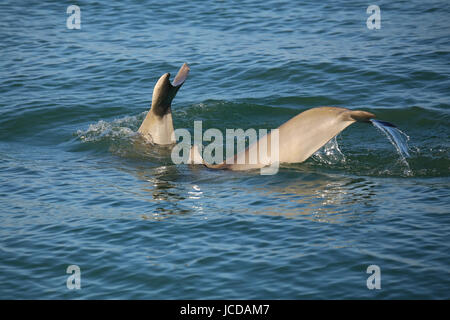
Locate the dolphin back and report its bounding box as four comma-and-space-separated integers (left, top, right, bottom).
275, 107, 375, 164
192, 106, 376, 171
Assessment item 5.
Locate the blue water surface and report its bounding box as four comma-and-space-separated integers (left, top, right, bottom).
0, 0, 449, 299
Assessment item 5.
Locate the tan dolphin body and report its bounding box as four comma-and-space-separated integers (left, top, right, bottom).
138, 63, 190, 145
190, 106, 375, 170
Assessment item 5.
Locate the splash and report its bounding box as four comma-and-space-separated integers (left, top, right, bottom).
75, 113, 176, 161
312, 136, 346, 165
77, 115, 142, 143
371, 119, 412, 175
371, 120, 411, 158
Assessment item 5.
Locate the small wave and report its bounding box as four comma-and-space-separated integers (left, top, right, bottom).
76, 114, 144, 156
77, 116, 140, 143
75, 113, 177, 163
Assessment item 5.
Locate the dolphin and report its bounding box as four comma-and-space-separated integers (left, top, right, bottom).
189, 106, 375, 171
138, 63, 190, 145
138, 64, 375, 171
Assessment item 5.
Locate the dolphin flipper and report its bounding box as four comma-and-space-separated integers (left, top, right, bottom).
138, 63, 190, 144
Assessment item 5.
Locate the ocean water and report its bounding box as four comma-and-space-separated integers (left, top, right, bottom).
0, 0, 449, 299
